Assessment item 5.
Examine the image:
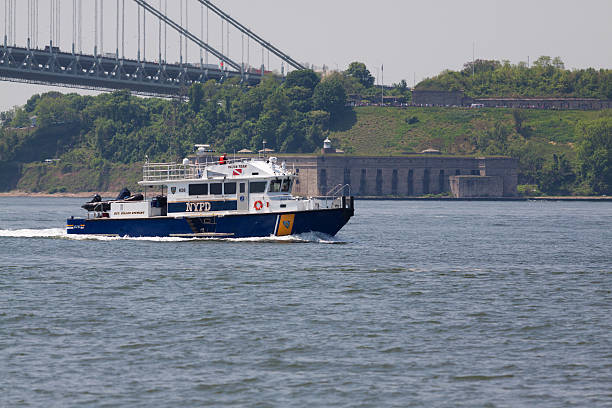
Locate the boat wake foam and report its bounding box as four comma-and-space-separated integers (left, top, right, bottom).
0, 228, 67, 239
0, 228, 344, 244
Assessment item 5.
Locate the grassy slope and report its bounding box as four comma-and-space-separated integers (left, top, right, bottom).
329, 106, 603, 156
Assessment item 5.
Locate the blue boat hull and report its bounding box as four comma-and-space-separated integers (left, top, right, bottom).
66, 208, 354, 238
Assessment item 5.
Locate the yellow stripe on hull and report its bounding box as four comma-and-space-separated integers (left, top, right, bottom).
276, 214, 295, 236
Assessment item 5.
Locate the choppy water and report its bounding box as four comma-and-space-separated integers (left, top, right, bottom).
1, 197, 611, 407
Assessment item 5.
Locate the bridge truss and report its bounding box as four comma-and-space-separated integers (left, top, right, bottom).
0, 0, 305, 96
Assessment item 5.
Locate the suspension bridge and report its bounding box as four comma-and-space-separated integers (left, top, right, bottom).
0, 0, 305, 96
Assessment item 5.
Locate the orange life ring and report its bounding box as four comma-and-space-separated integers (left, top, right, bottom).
254, 200, 263, 211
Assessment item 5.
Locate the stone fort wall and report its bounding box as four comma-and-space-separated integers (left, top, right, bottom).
413, 89, 612, 110
280, 155, 518, 197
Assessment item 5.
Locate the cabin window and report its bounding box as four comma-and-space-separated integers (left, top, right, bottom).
189, 183, 208, 196
376, 169, 383, 195
250, 181, 267, 193
210, 183, 222, 195
239, 183, 245, 193
269, 179, 282, 193
224, 182, 237, 195
281, 178, 291, 192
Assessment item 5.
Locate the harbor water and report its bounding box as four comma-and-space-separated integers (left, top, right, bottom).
1, 197, 611, 407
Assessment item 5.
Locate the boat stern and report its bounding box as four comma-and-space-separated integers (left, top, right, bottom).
66, 217, 87, 234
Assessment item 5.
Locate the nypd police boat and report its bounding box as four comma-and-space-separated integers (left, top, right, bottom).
67, 146, 354, 238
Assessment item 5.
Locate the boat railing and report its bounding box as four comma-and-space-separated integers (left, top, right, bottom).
142, 157, 255, 182
310, 184, 352, 209
326, 184, 351, 198
142, 163, 199, 181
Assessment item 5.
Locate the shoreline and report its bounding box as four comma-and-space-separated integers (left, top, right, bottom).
357, 196, 612, 201
0, 191, 119, 198
0, 191, 610, 201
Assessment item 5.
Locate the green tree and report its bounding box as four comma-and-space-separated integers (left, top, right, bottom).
512, 109, 528, 137
188, 83, 205, 113
25, 94, 41, 112
462, 59, 501, 75
552, 57, 565, 70
11, 109, 31, 127
576, 117, 612, 194
284, 69, 320, 94
345, 62, 375, 88
538, 153, 575, 195
394, 79, 408, 91
533, 56, 552, 68
312, 78, 347, 119
417, 56, 610, 99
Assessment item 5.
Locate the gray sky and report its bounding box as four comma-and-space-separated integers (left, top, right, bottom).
1, 0, 611, 111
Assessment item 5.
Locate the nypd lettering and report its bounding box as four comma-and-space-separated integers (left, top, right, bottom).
186, 202, 212, 212
168, 200, 238, 213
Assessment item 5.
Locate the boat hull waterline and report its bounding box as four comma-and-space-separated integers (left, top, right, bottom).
67, 207, 353, 238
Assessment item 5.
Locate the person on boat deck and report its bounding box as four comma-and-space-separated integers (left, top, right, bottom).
116, 188, 131, 200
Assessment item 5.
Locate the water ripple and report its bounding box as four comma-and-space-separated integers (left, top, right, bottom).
1, 198, 611, 407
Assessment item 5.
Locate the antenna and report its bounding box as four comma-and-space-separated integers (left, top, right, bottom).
472, 41, 475, 77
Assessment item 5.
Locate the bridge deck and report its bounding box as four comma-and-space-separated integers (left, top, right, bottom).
0, 46, 264, 96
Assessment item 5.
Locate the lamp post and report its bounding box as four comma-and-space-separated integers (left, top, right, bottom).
381, 64, 384, 106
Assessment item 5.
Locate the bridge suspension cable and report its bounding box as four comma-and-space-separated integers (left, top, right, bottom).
142, 1, 146, 60
194, 0, 305, 71
179, 0, 182, 64
78, 0, 82, 53
100, 0, 104, 54
132, 0, 242, 72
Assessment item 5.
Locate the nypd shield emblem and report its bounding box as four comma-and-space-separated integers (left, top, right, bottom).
171, 187, 176, 194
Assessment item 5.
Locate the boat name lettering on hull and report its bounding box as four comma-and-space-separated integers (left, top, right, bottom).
186, 202, 212, 212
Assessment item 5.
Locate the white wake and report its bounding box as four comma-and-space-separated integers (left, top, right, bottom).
0, 228, 343, 244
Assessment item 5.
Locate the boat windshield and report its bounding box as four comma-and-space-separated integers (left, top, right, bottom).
269, 180, 282, 193
281, 178, 291, 192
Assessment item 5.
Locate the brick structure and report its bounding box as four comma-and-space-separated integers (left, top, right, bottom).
472, 98, 612, 110
278, 155, 518, 198
449, 176, 503, 198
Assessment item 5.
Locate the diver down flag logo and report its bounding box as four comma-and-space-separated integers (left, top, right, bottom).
233, 169, 243, 176
276, 214, 295, 236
